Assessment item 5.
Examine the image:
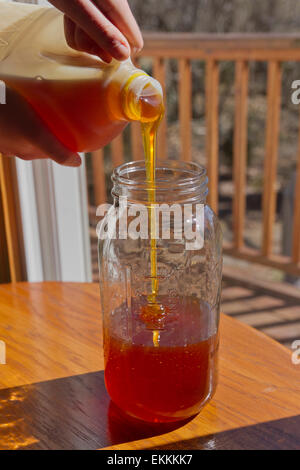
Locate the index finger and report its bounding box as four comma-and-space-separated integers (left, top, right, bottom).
51, 0, 131, 60
95, 0, 143, 51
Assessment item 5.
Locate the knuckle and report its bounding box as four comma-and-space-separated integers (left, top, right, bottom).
96, 0, 117, 16
98, 22, 119, 43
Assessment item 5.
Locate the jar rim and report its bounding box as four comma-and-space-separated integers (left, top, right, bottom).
112, 160, 207, 190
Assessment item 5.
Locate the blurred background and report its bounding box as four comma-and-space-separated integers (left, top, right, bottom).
131, 0, 300, 33
87, 0, 300, 280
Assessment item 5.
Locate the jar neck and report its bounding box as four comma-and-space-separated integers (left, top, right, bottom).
112, 160, 208, 205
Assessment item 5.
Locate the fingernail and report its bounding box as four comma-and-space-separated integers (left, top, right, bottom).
62, 153, 82, 167
113, 41, 130, 60
132, 46, 141, 57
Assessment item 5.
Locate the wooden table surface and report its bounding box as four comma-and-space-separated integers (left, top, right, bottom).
0, 282, 300, 450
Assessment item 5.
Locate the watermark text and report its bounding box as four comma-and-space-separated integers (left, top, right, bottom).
96, 198, 204, 250
291, 80, 300, 104
0, 80, 6, 104
291, 340, 300, 365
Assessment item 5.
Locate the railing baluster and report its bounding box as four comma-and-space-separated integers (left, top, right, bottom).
233, 61, 249, 250
111, 135, 124, 168
85, 36, 300, 277
92, 149, 106, 206
292, 113, 300, 264
131, 122, 143, 160
0, 155, 23, 282
205, 59, 219, 214
0, 182, 10, 283
262, 61, 281, 257
179, 58, 192, 162
153, 57, 167, 159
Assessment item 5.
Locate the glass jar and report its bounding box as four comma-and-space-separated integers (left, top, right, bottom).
98, 160, 222, 423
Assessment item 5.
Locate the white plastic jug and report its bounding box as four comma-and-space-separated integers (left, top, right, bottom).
0, 1, 162, 152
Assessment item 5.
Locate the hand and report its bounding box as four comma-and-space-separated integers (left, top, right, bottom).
49, 0, 143, 63
0, 87, 81, 167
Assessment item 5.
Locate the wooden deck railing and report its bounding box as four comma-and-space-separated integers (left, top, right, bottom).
91, 33, 300, 276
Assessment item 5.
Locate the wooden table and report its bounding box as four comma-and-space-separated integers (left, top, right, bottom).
0, 282, 300, 450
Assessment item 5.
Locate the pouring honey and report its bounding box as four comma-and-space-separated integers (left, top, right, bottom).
0, 1, 221, 425
103, 96, 221, 423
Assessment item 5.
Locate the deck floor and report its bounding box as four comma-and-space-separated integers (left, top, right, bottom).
222, 267, 300, 350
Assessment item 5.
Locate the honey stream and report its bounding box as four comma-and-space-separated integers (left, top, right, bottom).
139, 88, 165, 347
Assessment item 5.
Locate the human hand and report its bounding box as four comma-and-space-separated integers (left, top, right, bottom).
49, 0, 143, 63
0, 87, 81, 167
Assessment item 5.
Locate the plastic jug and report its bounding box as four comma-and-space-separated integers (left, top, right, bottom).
0, 1, 162, 152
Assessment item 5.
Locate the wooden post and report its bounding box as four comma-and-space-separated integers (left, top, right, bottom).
91, 149, 106, 206
262, 61, 281, 257
233, 61, 249, 250
153, 57, 167, 159
205, 59, 219, 214
179, 58, 192, 162
0, 155, 25, 282
111, 135, 124, 169
0, 179, 10, 283
130, 122, 143, 161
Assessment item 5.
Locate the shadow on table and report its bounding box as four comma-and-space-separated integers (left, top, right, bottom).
2, 370, 299, 450
146, 414, 300, 450
0, 370, 193, 450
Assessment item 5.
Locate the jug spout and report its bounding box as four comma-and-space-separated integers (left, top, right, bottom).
122, 73, 164, 123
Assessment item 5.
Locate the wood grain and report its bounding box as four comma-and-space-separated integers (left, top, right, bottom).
0, 283, 299, 450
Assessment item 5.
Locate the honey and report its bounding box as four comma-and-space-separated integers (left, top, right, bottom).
104, 296, 219, 423
4, 76, 131, 152
140, 87, 165, 347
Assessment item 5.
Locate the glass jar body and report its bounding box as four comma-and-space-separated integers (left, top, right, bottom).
98, 161, 222, 423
